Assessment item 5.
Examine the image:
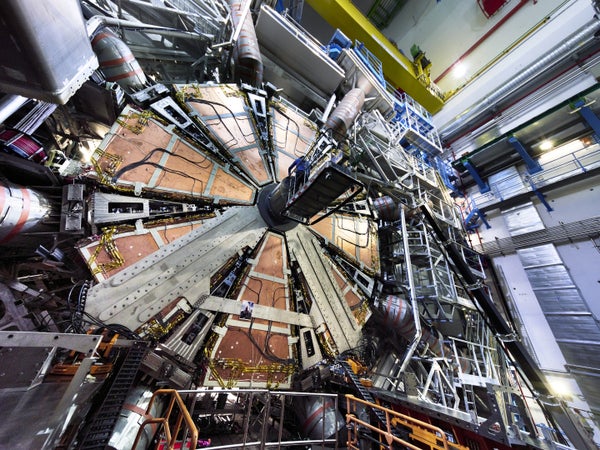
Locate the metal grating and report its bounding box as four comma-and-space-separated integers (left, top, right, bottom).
559, 343, 600, 369
525, 265, 576, 290
516, 244, 560, 266
547, 315, 600, 341
476, 216, 600, 256
501, 204, 600, 420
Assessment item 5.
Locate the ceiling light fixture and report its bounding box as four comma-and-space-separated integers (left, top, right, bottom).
453, 61, 467, 78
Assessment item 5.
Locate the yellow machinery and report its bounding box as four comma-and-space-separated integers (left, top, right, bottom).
305, 0, 445, 113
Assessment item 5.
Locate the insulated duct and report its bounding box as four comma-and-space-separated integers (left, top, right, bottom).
440, 17, 600, 141
0, 182, 52, 246
379, 295, 445, 357
325, 87, 365, 139
230, 0, 264, 86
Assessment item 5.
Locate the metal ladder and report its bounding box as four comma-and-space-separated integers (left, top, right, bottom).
78, 341, 149, 449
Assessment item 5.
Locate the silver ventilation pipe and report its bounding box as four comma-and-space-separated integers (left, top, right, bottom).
439, 17, 600, 141
229, 0, 264, 86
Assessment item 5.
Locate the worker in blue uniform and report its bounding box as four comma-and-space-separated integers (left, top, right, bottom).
288, 156, 310, 191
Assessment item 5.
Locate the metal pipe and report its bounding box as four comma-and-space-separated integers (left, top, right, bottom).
229, 0, 263, 86
398, 205, 422, 372
325, 87, 365, 138
440, 17, 600, 140
86, 15, 207, 40
0, 95, 29, 125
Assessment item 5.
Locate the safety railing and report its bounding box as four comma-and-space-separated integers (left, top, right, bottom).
471, 143, 600, 209
346, 394, 468, 450
449, 336, 501, 384
133, 388, 341, 450
132, 389, 198, 450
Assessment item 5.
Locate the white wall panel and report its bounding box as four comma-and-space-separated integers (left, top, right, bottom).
556, 241, 600, 319
492, 254, 567, 371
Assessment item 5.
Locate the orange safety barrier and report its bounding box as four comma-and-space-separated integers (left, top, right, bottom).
131, 389, 198, 450
345, 394, 468, 450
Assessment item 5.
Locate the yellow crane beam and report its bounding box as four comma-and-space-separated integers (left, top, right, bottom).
306, 0, 444, 113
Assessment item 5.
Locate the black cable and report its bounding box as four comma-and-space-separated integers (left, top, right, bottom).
186, 98, 256, 148
110, 147, 208, 196
82, 311, 141, 340
272, 106, 302, 156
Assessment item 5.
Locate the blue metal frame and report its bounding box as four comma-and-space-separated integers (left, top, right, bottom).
526, 177, 553, 212
507, 136, 542, 175
463, 159, 490, 193
573, 98, 600, 143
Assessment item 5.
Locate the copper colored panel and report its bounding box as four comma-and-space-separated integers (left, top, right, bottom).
152, 139, 214, 195
79, 219, 206, 281
97, 116, 172, 185
310, 214, 379, 273
93, 106, 255, 204
332, 270, 361, 309
81, 231, 159, 281
236, 232, 289, 327
209, 167, 254, 202
179, 84, 272, 185
235, 148, 270, 184
208, 326, 292, 386
271, 102, 317, 180
254, 233, 285, 279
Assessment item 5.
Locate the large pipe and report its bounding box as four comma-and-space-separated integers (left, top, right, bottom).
0, 182, 51, 246
229, 0, 263, 86
293, 396, 344, 440
325, 87, 365, 139
379, 294, 472, 374
86, 15, 205, 41
379, 295, 445, 357
91, 28, 148, 91
440, 17, 600, 141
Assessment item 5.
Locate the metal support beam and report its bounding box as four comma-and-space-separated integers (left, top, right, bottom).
573, 98, 600, 141
305, 0, 444, 113
419, 204, 597, 450
526, 178, 554, 212
0, 331, 101, 355
507, 136, 542, 174
463, 159, 490, 193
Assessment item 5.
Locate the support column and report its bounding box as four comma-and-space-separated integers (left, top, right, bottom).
463, 159, 489, 193
572, 98, 600, 143
507, 136, 542, 174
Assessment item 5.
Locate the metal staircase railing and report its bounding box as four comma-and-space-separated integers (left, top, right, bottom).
346, 394, 469, 450
132, 389, 199, 450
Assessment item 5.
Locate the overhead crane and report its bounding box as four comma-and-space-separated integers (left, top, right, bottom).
305, 0, 445, 113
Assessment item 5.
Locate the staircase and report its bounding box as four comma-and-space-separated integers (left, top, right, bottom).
339, 360, 388, 427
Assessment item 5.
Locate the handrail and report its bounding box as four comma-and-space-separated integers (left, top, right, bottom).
346, 394, 469, 450
131, 389, 198, 450
472, 143, 600, 208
